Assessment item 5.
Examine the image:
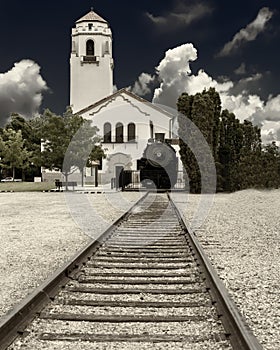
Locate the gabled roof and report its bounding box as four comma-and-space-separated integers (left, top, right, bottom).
75, 88, 174, 118
76, 10, 107, 24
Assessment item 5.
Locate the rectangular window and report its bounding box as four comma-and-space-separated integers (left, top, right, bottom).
155, 133, 165, 142
88, 23, 93, 30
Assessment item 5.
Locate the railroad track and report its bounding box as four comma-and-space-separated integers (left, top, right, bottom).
0, 192, 262, 350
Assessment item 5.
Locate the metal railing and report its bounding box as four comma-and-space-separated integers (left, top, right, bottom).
102, 136, 137, 144
82, 55, 99, 63
117, 170, 186, 191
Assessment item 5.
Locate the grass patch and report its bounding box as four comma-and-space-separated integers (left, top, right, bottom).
0, 182, 55, 192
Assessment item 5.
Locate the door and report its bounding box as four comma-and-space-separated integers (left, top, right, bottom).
115, 166, 124, 189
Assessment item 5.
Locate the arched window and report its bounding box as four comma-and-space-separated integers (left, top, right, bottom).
86, 40, 95, 56
128, 123, 136, 142
103, 122, 111, 143
116, 123, 124, 143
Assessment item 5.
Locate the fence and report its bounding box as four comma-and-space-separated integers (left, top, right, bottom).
118, 170, 185, 191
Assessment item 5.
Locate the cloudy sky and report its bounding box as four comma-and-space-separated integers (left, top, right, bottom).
0, 0, 280, 142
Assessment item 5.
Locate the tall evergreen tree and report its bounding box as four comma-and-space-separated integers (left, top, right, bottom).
235, 121, 262, 189
260, 142, 280, 188
218, 110, 244, 191
177, 88, 278, 192
177, 88, 220, 193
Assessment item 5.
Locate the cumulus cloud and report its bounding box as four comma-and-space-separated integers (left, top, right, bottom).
152, 43, 233, 107
262, 128, 277, 143
217, 7, 273, 57
131, 42, 279, 144
218, 88, 280, 144
127, 40, 280, 143
152, 43, 197, 106
221, 94, 264, 122
0, 59, 47, 126
146, 1, 212, 32
129, 72, 155, 96
259, 121, 280, 145
221, 93, 280, 144
250, 95, 280, 124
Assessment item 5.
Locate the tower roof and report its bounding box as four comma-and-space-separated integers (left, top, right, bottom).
76, 9, 107, 24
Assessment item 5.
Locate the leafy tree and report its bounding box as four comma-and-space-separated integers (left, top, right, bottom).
40, 107, 104, 187
40, 109, 69, 171
27, 115, 46, 168
0, 128, 32, 179
6, 114, 31, 140
63, 119, 105, 186
5, 113, 42, 179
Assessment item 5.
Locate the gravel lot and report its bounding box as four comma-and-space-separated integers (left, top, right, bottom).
0, 191, 143, 319
171, 189, 280, 350
0, 189, 279, 350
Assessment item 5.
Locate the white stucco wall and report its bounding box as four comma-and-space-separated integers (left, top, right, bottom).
77, 91, 182, 184
42, 91, 183, 185
70, 20, 113, 113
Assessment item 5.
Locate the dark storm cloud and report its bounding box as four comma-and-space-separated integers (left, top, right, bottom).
217, 7, 273, 57
0, 60, 47, 126
145, 0, 213, 32
229, 73, 263, 97
234, 63, 247, 75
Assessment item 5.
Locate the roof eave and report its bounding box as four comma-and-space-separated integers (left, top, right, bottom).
75, 89, 174, 118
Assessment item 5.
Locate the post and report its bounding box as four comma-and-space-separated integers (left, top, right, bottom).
95, 165, 98, 187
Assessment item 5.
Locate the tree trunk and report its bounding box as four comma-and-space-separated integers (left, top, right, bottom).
65, 173, 69, 191
12, 166, 15, 180
81, 168, 84, 187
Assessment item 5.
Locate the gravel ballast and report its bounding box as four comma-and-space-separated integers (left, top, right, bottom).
1, 189, 279, 349
171, 189, 280, 350
0, 191, 143, 319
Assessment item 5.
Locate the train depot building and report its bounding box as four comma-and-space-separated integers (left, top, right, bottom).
42, 9, 183, 189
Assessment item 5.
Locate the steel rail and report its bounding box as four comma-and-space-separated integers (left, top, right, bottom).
0, 192, 148, 350
168, 193, 263, 350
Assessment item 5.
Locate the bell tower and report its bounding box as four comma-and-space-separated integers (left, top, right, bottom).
70, 9, 114, 113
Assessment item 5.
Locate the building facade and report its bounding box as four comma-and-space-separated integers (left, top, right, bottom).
77, 88, 177, 185
70, 10, 114, 113
43, 9, 181, 186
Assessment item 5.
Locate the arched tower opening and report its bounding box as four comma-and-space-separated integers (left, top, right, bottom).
86, 40, 95, 56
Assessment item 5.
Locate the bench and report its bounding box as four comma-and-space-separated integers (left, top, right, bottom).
55, 181, 77, 190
